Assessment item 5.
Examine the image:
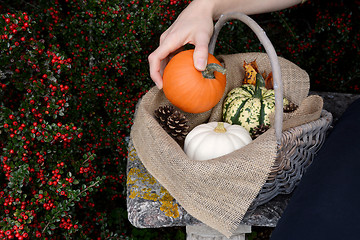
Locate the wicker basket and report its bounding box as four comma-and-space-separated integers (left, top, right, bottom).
249, 109, 332, 210
209, 13, 333, 210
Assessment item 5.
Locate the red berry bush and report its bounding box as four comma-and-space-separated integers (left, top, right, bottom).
0, 0, 188, 239
0, 0, 359, 239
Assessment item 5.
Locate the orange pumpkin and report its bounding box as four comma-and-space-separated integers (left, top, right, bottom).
163, 49, 226, 113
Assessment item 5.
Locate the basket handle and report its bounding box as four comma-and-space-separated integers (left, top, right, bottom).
209, 12, 283, 144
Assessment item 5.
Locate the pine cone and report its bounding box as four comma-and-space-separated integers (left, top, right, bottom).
154, 105, 190, 145
283, 102, 298, 113
154, 105, 175, 127
251, 124, 270, 140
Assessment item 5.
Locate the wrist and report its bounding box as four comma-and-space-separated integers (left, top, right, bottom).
190, 0, 219, 19
209, 0, 227, 20
195, 0, 241, 20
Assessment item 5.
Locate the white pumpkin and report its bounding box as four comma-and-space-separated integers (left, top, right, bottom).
184, 122, 252, 161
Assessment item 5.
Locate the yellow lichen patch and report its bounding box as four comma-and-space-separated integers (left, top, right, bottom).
127, 168, 158, 200
159, 187, 180, 218
127, 145, 180, 218
128, 146, 138, 161
128, 186, 155, 201
128, 176, 180, 218
127, 167, 158, 187
126, 168, 140, 185
128, 188, 138, 199
142, 188, 159, 202
160, 201, 179, 218
141, 172, 157, 185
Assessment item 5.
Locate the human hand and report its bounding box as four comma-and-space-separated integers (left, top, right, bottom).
148, 0, 215, 89
148, 0, 304, 89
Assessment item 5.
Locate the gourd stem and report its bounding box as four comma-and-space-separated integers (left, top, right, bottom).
214, 122, 227, 133
254, 85, 262, 99
202, 63, 226, 79
253, 74, 265, 99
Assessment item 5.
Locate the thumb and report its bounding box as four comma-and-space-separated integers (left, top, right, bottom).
193, 35, 210, 71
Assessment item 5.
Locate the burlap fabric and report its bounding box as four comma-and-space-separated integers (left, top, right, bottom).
130, 52, 322, 237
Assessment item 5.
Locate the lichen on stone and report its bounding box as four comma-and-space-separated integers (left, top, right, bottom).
127, 146, 180, 218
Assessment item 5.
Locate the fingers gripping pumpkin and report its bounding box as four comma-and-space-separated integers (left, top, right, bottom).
163, 50, 226, 113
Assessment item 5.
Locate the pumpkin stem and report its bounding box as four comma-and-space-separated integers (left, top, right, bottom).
202, 63, 226, 79
214, 122, 227, 133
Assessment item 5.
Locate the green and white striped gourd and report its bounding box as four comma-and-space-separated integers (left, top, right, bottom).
223, 74, 288, 133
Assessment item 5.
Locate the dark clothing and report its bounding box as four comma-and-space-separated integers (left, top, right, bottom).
270, 98, 360, 240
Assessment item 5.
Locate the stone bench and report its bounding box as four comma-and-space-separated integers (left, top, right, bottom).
126, 91, 360, 239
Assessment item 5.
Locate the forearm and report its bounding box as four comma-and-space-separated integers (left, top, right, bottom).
195, 0, 303, 20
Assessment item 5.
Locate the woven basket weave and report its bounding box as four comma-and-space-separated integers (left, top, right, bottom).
208, 13, 333, 210
249, 110, 332, 210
